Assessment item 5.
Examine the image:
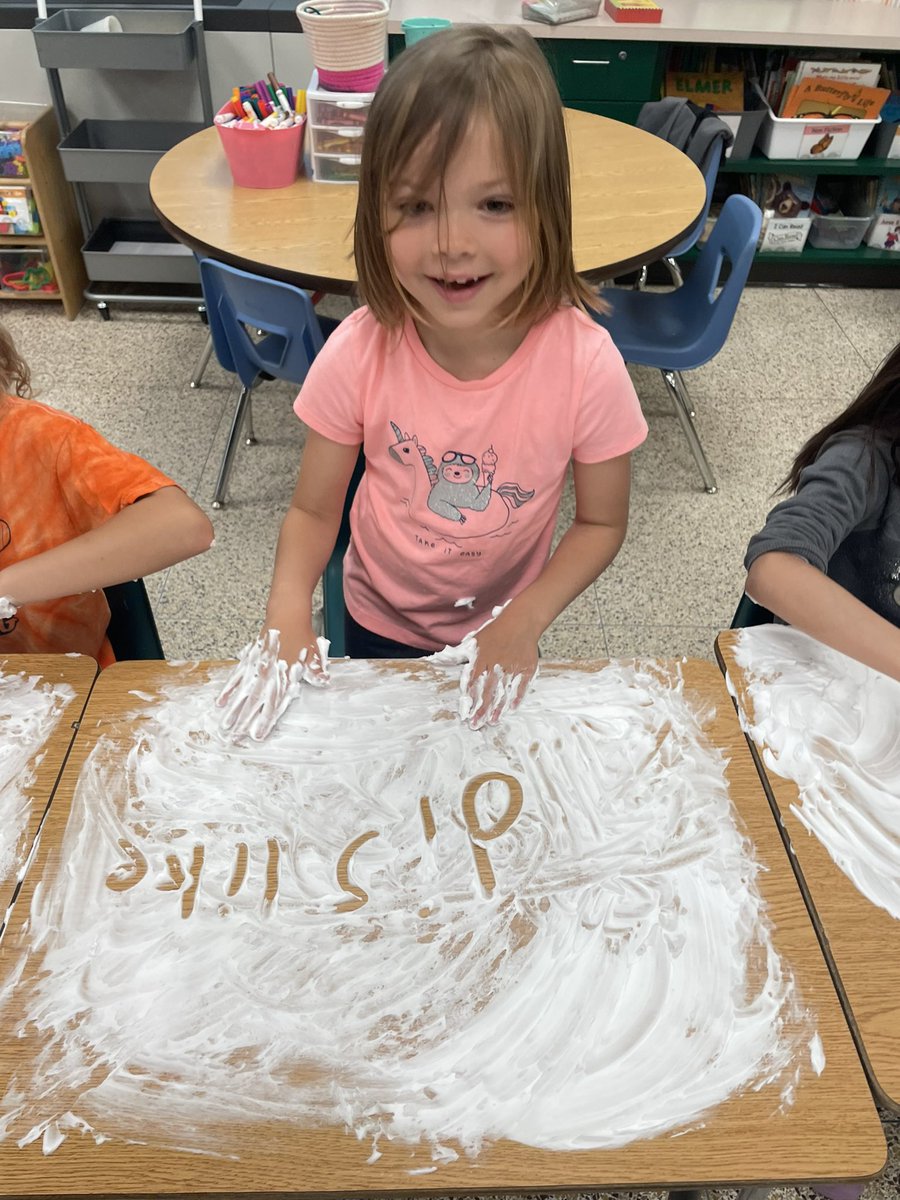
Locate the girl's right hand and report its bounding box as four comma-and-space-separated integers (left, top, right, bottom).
217, 627, 329, 743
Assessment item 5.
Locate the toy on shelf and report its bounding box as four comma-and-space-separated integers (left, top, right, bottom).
0, 183, 42, 234
0, 125, 28, 178
0, 260, 58, 293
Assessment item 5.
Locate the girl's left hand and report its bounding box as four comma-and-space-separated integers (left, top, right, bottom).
459, 614, 538, 730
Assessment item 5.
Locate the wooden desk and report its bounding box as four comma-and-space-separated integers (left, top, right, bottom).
0, 658, 884, 1195
0, 655, 96, 926
150, 111, 706, 294
717, 628, 900, 1113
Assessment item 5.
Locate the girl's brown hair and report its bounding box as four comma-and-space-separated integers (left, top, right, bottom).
353, 25, 600, 330
780, 339, 900, 493
0, 323, 32, 399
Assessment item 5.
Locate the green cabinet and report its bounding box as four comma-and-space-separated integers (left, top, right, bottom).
389, 33, 660, 123
538, 39, 662, 105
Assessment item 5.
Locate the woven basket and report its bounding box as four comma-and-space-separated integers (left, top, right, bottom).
296, 0, 389, 73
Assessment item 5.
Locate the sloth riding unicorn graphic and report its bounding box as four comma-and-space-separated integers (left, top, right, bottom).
387, 420, 534, 539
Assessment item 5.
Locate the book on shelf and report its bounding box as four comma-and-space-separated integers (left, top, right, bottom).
603, 0, 663, 22
875, 175, 900, 214
780, 77, 891, 120
664, 70, 744, 110
751, 173, 816, 219
761, 51, 890, 117
795, 59, 882, 88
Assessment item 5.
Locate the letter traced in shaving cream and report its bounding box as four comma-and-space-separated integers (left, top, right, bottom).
0, 659, 819, 1160
0, 669, 75, 884
731, 625, 900, 918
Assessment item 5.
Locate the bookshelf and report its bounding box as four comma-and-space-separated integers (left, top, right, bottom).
0, 103, 86, 320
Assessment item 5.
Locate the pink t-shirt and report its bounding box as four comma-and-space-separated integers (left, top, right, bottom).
294, 306, 647, 650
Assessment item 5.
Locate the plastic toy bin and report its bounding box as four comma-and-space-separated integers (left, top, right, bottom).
753, 83, 880, 162
0, 247, 56, 292
216, 106, 306, 189
33, 9, 198, 71
808, 211, 872, 250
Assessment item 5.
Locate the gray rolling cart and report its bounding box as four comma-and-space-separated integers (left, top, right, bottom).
32, 7, 213, 317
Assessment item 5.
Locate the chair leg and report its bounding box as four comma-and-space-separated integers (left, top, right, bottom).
212, 383, 253, 509
633, 264, 648, 291
661, 369, 718, 494
190, 332, 214, 389
663, 256, 684, 288
243, 393, 257, 446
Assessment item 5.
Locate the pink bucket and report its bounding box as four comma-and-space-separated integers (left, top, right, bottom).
215, 105, 306, 189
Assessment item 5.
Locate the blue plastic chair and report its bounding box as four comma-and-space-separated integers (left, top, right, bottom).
730, 592, 774, 628
593, 193, 762, 495
633, 99, 733, 290
636, 139, 726, 290
321, 450, 366, 657
197, 258, 340, 508
104, 579, 164, 660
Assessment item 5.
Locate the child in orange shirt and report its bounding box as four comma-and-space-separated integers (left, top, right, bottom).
0, 322, 213, 664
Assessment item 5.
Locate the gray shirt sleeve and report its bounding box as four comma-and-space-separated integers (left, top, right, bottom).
744, 434, 893, 573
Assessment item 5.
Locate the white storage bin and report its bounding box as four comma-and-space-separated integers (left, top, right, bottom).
307, 69, 375, 131
753, 82, 880, 162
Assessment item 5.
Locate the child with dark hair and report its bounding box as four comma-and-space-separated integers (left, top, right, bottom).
745, 340, 900, 682
0, 322, 213, 664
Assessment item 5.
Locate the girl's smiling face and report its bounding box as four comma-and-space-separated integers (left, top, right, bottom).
385, 117, 532, 350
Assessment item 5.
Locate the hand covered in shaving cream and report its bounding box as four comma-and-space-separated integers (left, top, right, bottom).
431, 604, 538, 730
217, 627, 329, 742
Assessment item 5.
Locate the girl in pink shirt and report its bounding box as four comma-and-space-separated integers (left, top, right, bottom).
219, 24, 646, 740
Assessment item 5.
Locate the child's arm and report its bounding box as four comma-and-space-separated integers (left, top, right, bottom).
746, 552, 900, 681
463, 453, 632, 727
217, 431, 361, 742
744, 433, 900, 682
0, 486, 212, 608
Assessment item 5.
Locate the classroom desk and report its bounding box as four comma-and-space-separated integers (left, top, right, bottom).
149, 110, 706, 294
717, 628, 900, 1114
0, 657, 885, 1197
0, 655, 97, 929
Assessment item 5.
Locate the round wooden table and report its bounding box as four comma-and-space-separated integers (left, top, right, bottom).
150, 109, 705, 295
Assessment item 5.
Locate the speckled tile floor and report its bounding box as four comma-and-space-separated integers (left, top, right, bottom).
2, 284, 899, 1198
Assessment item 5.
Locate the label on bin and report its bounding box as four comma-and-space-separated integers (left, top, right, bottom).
799, 124, 850, 159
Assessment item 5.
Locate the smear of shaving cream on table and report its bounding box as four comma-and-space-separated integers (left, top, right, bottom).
731, 625, 900, 918
0, 669, 75, 885
0, 658, 817, 1161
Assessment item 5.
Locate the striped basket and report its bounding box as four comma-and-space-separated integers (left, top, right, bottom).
296, 0, 389, 86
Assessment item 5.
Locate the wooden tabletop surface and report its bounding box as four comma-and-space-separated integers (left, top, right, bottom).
717, 629, 900, 1113
0, 655, 96, 923
150, 110, 706, 294
0, 658, 884, 1196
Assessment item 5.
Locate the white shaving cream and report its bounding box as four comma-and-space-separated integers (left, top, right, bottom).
0, 659, 817, 1161
730, 626, 900, 919
0, 669, 75, 886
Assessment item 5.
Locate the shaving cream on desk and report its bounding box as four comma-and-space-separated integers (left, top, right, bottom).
731, 625, 900, 919
0, 658, 820, 1160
